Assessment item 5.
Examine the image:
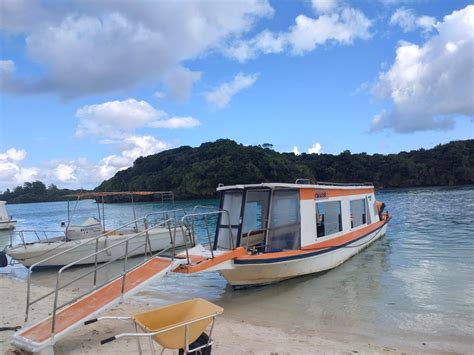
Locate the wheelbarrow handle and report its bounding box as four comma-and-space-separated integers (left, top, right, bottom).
101, 336, 116, 345
85, 316, 132, 326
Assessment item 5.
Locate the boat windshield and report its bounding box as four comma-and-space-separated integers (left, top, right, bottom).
215, 188, 301, 252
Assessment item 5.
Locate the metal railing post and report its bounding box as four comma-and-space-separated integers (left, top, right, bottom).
204, 214, 214, 259
225, 211, 234, 249
180, 224, 191, 265
171, 225, 176, 260
25, 271, 32, 323
121, 241, 129, 295
52, 271, 62, 334
144, 218, 151, 258
93, 237, 99, 286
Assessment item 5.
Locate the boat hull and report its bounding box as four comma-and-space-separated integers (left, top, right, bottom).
6, 227, 187, 267
220, 224, 388, 287
0, 220, 16, 230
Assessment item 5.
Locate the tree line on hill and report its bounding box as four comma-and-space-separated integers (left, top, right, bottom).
0, 181, 82, 204
1, 139, 473, 203
97, 139, 474, 199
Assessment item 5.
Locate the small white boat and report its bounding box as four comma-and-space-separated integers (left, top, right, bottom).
0, 201, 16, 230
4, 191, 188, 267
175, 180, 391, 287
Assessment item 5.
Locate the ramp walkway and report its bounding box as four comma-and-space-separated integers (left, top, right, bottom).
11, 206, 234, 354
11, 217, 185, 354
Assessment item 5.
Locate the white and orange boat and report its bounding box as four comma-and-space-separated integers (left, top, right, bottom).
11, 181, 390, 354
175, 180, 390, 287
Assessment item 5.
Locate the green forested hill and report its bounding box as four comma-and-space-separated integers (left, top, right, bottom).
97, 139, 474, 199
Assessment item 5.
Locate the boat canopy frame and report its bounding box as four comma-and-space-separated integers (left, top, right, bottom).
65, 191, 175, 236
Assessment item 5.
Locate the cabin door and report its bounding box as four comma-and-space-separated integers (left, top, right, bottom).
239, 189, 271, 249
215, 190, 243, 249
266, 189, 301, 251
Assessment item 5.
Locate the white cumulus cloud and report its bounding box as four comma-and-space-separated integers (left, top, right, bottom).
371, 5, 474, 133
311, 0, 338, 14
390, 7, 435, 33
205, 73, 259, 109
292, 146, 301, 155
225, 3, 371, 62
0, 136, 172, 190
0, 148, 26, 162
308, 142, 322, 154
0, 0, 273, 98
0, 148, 39, 188
164, 67, 202, 102
75, 98, 200, 138
287, 8, 371, 55
54, 164, 77, 182
98, 135, 170, 180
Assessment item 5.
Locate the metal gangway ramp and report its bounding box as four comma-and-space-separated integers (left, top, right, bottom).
11, 216, 187, 355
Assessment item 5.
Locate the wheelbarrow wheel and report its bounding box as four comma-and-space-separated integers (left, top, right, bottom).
179, 332, 211, 355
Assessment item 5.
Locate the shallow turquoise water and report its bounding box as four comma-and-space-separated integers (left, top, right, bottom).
1, 186, 473, 350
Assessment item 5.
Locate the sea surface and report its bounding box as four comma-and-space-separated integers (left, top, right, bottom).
1, 186, 473, 350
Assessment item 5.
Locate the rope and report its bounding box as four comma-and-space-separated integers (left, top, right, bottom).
0, 326, 20, 332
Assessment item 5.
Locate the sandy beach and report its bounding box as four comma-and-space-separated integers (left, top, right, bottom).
1, 273, 465, 355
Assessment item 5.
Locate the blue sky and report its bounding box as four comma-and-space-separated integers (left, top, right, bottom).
0, 0, 473, 190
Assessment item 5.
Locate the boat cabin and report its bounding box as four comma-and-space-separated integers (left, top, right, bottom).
214, 182, 380, 252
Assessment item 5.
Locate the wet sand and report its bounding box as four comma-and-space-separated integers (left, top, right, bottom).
0, 274, 459, 355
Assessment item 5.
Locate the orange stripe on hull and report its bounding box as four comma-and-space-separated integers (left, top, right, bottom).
174, 218, 389, 272
235, 219, 386, 261
20, 257, 171, 343
299, 188, 374, 200
301, 219, 385, 250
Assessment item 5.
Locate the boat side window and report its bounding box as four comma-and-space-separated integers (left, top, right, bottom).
350, 198, 366, 228
266, 190, 300, 251
316, 201, 342, 238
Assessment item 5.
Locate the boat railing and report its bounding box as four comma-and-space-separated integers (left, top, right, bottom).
315, 180, 374, 187
145, 208, 187, 226
25, 218, 178, 332
180, 209, 233, 264
26, 217, 150, 273
9, 230, 65, 247
192, 205, 220, 213
25, 208, 186, 272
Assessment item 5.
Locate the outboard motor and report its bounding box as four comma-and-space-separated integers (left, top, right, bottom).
0, 250, 8, 267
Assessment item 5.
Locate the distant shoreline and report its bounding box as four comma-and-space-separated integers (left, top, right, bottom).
3, 139, 473, 204
3, 183, 474, 205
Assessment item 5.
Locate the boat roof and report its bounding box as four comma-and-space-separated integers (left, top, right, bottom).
216, 182, 374, 191
67, 191, 174, 199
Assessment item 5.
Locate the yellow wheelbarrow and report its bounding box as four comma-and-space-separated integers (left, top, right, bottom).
85, 298, 223, 354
